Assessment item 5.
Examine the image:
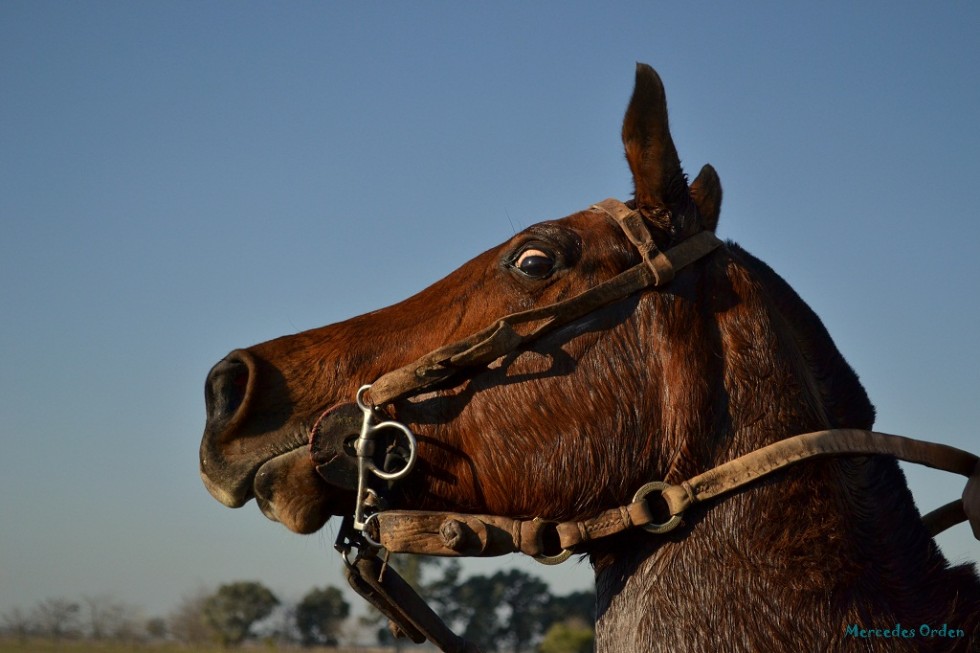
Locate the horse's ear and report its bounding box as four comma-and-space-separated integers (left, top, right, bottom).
690, 164, 722, 232
622, 63, 689, 228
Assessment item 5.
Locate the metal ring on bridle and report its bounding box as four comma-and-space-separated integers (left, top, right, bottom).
351, 384, 418, 532
360, 512, 383, 548
633, 481, 682, 534
354, 384, 419, 481
530, 518, 572, 565
366, 419, 417, 481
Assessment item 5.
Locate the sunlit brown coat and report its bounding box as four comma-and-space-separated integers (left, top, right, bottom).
200, 64, 980, 651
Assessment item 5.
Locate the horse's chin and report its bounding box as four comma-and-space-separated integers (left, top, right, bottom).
250, 446, 345, 534
201, 433, 350, 535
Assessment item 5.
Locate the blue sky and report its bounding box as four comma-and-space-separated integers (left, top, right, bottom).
2, 2, 978, 621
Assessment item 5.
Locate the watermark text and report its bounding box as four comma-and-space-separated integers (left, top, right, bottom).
844, 623, 965, 640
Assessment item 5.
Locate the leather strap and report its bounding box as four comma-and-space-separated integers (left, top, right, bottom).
365, 200, 723, 407
344, 553, 482, 653
659, 429, 977, 517
365, 430, 979, 557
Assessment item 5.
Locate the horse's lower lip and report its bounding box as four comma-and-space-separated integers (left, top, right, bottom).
250, 443, 340, 534
253, 444, 310, 512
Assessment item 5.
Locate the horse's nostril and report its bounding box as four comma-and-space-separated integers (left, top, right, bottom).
205, 352, 253, 430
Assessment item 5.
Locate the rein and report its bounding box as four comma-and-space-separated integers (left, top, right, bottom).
315, 199, 980, 653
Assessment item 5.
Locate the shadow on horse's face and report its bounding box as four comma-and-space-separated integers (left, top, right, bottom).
201, 211, 687, 533
199, 65, 733, 535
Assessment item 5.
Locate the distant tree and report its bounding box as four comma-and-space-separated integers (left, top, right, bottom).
145, 616, 168, 640
262, 602, 299, 647
543, 589, 595, 629
429, 567, 594, 653
169, 589, 216, 645
494, 570, 552, 653
424, 558, 493, 646
537, 618, 594, 653
81, 594, 142, 641
32, 597, 80, 641
423, 560, 495, 649
425, 558, 465, 623
355, 556, 591, 653
1, 607, 33, 643
295, 585, 350, 646
337, 614, 372, 649
429, 568, 550, 652
202, 581, 279, 647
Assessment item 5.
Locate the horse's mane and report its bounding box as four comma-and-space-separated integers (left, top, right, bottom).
727, 242, 875, 430
727, 242, 980, 622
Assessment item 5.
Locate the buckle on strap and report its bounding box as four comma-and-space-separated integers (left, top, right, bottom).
592, 199, 671, 284
592, 198, 721, 286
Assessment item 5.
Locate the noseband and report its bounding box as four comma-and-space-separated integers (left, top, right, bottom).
312, 199, 980, 653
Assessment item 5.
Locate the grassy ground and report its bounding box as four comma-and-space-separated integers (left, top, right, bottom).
0, 643, 207, 653
0, 641, 395, 653
0, 642, 223, 653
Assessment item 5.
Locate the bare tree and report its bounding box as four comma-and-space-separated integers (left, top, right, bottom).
1, 607, 33, 643
168, 588, 216, 645
81, 594, 142, 641
31, 598, 81, 641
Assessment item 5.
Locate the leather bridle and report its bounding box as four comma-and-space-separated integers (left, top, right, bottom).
363, 198, 723, 408
311, 199, 980, 653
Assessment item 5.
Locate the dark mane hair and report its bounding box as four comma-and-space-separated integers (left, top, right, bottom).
729, 242, 876, 430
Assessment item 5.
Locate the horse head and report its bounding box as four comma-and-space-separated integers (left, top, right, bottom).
200, 64, 979, 649
199, 64, 744, 533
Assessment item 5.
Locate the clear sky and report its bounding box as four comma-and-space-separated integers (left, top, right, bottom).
2, 1, 978, 622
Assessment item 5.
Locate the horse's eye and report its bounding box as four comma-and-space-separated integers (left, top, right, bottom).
515, 248, 556, 278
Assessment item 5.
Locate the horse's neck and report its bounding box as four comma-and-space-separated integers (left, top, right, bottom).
590, 456, 979, 652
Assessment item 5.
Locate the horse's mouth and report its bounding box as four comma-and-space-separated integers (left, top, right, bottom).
201, 434, 346, 535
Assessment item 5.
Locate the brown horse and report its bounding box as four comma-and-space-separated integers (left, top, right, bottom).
200, 64, 979, 651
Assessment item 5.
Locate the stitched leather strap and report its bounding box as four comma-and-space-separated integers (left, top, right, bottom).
365, 200, 722, 407
659, 429, 977, 517
366, 430, 979, 557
